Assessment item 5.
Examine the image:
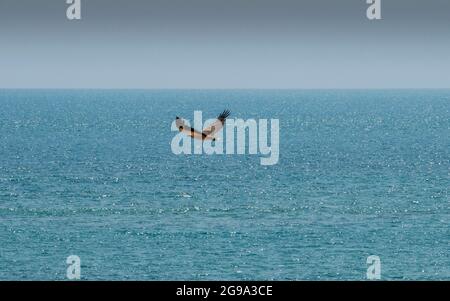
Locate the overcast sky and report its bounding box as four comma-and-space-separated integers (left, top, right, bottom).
0, 0, 449, 88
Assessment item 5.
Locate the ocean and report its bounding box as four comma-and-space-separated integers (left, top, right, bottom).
0, 89, 449, 280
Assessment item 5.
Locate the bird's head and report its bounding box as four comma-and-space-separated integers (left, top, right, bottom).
176, 116, 180, 120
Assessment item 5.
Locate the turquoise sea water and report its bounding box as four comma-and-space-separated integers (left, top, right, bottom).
0, 90, 449, 280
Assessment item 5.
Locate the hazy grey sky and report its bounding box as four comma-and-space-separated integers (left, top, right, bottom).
0, 0, 449, 88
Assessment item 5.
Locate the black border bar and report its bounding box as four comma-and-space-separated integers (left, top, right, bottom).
0, 281, 447, 298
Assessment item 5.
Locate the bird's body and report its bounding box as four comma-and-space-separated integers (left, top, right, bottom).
175, 110, 230, 141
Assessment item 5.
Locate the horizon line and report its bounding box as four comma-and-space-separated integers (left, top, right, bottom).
1, 88, 450, 91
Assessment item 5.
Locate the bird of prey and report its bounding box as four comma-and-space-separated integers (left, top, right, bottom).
175, 110, 230, 141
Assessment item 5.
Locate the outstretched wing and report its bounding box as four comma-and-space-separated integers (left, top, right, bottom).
202, 110, 230, 137
175, 116, 206, 140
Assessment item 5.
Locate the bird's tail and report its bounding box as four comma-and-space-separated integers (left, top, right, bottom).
218, 109, 231, 120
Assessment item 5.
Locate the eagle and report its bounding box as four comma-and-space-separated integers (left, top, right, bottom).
175, 110, 230, 141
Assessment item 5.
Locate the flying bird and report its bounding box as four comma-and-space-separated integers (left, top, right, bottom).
175, 110, 231, 141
